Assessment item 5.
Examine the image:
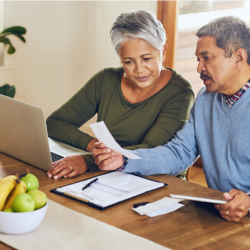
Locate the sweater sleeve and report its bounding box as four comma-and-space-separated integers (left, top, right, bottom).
46, 69, 104, 150
124, 88, 194, 150
123, 106, 199, 176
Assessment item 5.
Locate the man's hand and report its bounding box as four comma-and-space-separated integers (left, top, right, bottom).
92, 142, 123, 170
47, 155, 88, 179
215, 189, 250, 222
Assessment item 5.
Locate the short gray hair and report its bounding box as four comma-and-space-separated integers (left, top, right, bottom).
110, 10, 166, 54
196, 16, 250, 65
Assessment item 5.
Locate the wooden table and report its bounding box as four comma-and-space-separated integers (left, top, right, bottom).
1, 152, 250, 250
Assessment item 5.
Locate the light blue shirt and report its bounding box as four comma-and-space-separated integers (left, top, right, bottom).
123, 87, 250, 193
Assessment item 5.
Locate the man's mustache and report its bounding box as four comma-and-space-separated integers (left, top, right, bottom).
200, 71, 212, 80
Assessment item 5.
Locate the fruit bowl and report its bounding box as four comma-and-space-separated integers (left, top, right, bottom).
0, 203, 48, 235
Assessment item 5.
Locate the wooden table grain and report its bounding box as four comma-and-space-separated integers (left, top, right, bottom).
1, 152, 250, 250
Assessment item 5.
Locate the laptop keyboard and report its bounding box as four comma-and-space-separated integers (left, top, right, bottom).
50, 152, 64, 162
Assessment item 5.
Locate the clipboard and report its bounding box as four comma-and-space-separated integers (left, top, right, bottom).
50, 171, 167, 210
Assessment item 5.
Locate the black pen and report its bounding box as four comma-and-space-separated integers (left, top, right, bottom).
82, 178, 98, 190
133, 202, 149, 208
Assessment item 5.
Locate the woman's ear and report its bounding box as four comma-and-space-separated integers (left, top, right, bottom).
162, 44, 167, 63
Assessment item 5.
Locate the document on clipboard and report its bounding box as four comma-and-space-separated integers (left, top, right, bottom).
51, 171, 167, 210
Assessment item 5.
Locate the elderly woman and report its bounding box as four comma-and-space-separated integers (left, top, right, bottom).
47, 10, 194, 180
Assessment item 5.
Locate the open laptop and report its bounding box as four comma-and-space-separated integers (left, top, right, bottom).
0, 94, 88, 171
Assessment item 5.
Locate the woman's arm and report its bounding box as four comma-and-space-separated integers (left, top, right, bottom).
46, 70, 106, 179
46, 70, 104, 150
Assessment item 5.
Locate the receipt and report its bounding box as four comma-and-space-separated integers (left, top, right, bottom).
133, 197, 184, 217
90, 121, 141, 160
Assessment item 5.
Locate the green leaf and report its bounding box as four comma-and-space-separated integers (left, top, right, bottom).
0, 84, 16, 98
12, 33, 26, 43
15, 34, 26, 43
0, 36, 16, 54
0, 37, 11, 45
7, 43, 15, 54
0, 25, 26, 54
0, 26, 26, 35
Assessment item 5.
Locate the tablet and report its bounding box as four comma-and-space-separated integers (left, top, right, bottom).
170, 194, 227, 204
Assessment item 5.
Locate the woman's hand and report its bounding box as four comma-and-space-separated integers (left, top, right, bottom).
87, 138, 99, 152
92, 142, 124, 170
47, 155, 88, 179
215, 189, 250, 222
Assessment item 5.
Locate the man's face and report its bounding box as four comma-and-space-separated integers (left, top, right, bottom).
195, 36, 237, 95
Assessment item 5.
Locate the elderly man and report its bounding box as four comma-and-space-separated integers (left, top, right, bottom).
93, 16, 250, 222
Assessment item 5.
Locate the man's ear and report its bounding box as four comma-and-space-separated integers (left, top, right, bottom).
162, 44, 167, 63
235, 48, 247, 68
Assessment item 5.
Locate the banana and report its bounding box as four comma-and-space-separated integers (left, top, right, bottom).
0, 175, 18, 211
4, 179, 26, 210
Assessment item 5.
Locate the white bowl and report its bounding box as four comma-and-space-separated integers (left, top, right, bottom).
0, 203, 48, 235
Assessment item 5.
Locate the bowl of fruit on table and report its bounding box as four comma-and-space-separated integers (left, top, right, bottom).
0, 171, 48, 234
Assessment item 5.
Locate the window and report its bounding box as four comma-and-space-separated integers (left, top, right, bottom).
175, 1, 250, 95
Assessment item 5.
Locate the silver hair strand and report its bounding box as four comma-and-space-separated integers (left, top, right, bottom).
196, 16, 250, 65
110, 10, 166, 54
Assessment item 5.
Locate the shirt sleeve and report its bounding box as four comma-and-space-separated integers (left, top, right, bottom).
124, 88, 194, 150
122, 106, 199, 176
46, 69, 104, 150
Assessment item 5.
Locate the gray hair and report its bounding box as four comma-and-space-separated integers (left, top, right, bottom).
110, 10, 166, 54
196, 16, 250, 65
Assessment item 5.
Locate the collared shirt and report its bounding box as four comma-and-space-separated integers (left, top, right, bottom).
117, 157, 128, 171
222, 80, 250, 107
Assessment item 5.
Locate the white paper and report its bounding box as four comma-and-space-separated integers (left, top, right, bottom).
146, 203, 184, 217
133, 197, 184, 216
56, 171, 164, 208
90, 121, 141, 159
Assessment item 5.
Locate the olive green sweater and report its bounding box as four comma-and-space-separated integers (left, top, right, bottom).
46, 67, 194, 172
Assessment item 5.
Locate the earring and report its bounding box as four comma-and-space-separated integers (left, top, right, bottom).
124, 72, 127, 77
162, 65, 165, 71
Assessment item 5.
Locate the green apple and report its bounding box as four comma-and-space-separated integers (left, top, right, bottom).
3, 208, 13, 212
12, 193, 35, 212
27, 189, 47, 210
20, 173, 39, 191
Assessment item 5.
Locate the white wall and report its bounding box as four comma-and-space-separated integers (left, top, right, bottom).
3, 1, 157, 120
3, 1, 87, 117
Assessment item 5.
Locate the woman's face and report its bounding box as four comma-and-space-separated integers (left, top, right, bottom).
119, 38, 166, 89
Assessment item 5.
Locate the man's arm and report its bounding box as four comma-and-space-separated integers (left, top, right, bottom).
93, 106, 199, 176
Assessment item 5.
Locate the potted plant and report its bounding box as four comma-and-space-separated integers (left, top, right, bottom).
0, 26, 26, 97
0, 84, 15, 97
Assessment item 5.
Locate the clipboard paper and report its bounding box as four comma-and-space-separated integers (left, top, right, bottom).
50, 171, 167, 210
